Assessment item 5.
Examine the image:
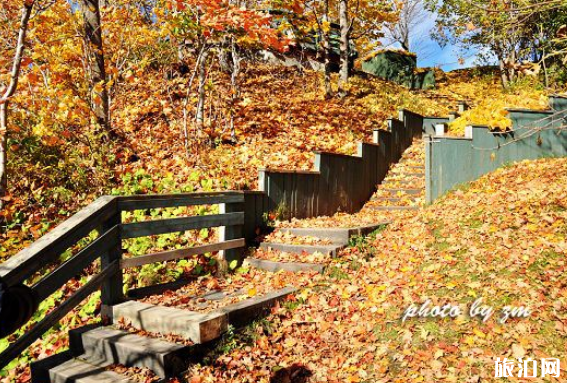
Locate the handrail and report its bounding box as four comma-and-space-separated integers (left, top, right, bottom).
0, 192, 248, 371
0, 196, 118, 287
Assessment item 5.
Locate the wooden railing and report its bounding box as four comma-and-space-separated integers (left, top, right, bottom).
0, 192, 247, 370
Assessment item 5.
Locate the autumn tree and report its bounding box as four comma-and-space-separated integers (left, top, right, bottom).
163, 0, 288, 148
424, 0, 567, 87
338, 0, 397, 96
337, 0, 349, 97
78, 0, 111, 134
384, 0, 428, 52
0, 0, 35, 206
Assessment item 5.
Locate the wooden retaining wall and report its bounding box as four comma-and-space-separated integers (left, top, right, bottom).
256, 110, 424, 220
425, 96, 567, 203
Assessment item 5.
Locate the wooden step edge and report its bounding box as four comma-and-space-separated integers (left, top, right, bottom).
259, 242, 344, 257
69, 325, 193, 379
111, 301, 228, 344
277, 221, 389, 244
369, 206, 420, 211
245, 258, 325, 274
208, 286, 297, 329
40, 357, 134, 383
381, 188, 422, 195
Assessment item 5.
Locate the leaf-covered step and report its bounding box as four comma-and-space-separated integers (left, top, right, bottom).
259, 242, 344, 257
69, 325, 193, 379
278, 222, 389, 245
39, 356, 133, 383
380, 188, 422, 196
369, 205, 420, 211
246, 257, 325, 273
111, 301, 227, 344
112, 287, 296, 343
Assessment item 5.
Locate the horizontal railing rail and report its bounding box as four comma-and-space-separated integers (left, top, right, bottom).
0, 192, 248, 370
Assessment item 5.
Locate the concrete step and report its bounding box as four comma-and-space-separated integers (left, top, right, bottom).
37, 356, 134, 383
277, 222, 389, 245
69, 325, 192, 379
112, 287, 296, 343
259, 242, 343, 257
381, 188, 422, 196
370, 206, 420, 211
246, 258, 325, 273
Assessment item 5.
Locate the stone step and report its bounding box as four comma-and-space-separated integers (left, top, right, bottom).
369, 206, 420, 211
69, 325, 193, 379
35, 356, 134, 383
277, 222, 389, 245
112, 287, 296, 343
380, 188, 422, 196
246, 258, 325, 273
259, 242, 343, 257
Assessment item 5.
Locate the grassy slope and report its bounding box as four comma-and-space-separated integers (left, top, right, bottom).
187, 157, 567, 382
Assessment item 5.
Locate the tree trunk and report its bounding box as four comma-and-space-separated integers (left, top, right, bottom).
79, 0, 110, 134
0, 103, 8, 209
499, 58, 510, 88
322, 0, 332, 99
0, 1, 34, 207
230, 39, 240, 142
196, 47, 209, 138
338, 0, 349, 98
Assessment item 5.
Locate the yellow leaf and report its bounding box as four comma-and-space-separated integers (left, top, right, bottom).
512, 343, 525, 358
473, 328, 486, 338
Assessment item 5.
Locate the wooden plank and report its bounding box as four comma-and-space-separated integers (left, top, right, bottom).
215, 286, 297, 329
101, 213, 123, 318
126, 277, 196, 299
117, 192, 244, 211
0, 262, 119, 370
243, 193, 257, 245
219, 203, 245, 265
32, 226, 120, 301
246, 258, 325, 274
0, 196, 118, 287
120, 238, 246, 268
121, 212, 244, 239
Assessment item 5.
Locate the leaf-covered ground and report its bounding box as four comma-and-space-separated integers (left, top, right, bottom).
3, 66, 564, 381
2, 65, 550, 260
184, 157, 567, 383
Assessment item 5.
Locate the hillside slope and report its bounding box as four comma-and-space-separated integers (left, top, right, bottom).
1, 65, 554, 258
185, 157, 567, 382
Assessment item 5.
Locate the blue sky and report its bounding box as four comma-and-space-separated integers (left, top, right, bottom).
381, 9, 484, 71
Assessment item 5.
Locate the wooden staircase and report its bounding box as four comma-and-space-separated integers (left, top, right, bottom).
247, 139, 426, 273
0, 107, 437, 381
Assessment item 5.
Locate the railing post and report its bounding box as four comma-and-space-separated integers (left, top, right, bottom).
100, 208, 123, 323
219, 201, 244, 269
